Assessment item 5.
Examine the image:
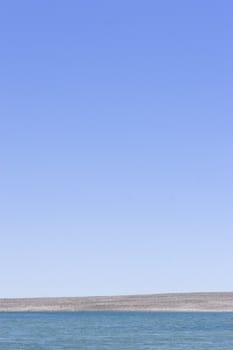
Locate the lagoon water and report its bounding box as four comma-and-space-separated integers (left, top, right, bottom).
0, 312, 233, 349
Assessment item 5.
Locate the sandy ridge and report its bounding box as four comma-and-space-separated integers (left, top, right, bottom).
0, 292, 233, 312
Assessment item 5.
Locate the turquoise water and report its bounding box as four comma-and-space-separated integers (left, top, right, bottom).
0, 312, 233, 349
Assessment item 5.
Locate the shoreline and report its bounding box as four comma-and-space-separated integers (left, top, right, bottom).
1, 292, 233, 312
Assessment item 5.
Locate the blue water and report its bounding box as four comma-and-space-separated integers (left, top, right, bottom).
0, 312, 233, 349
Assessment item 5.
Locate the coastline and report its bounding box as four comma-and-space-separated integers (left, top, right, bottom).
1, 292, 233, 312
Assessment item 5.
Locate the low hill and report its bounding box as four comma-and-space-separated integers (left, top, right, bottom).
1, 292, 233, 312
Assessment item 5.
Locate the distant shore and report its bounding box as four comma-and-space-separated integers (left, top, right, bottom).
1, 292, 233, 312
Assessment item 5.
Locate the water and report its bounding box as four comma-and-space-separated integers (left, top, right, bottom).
0, 312, 233, 349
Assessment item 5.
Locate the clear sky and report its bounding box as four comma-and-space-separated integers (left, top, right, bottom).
1, 1, 232, 298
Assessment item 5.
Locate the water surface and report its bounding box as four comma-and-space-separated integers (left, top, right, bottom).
0, 312, 233, 349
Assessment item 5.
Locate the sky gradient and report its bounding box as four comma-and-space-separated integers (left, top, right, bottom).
1, 1, 233, 297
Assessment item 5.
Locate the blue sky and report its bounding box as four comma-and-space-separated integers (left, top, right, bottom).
1, 1, 232, 297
